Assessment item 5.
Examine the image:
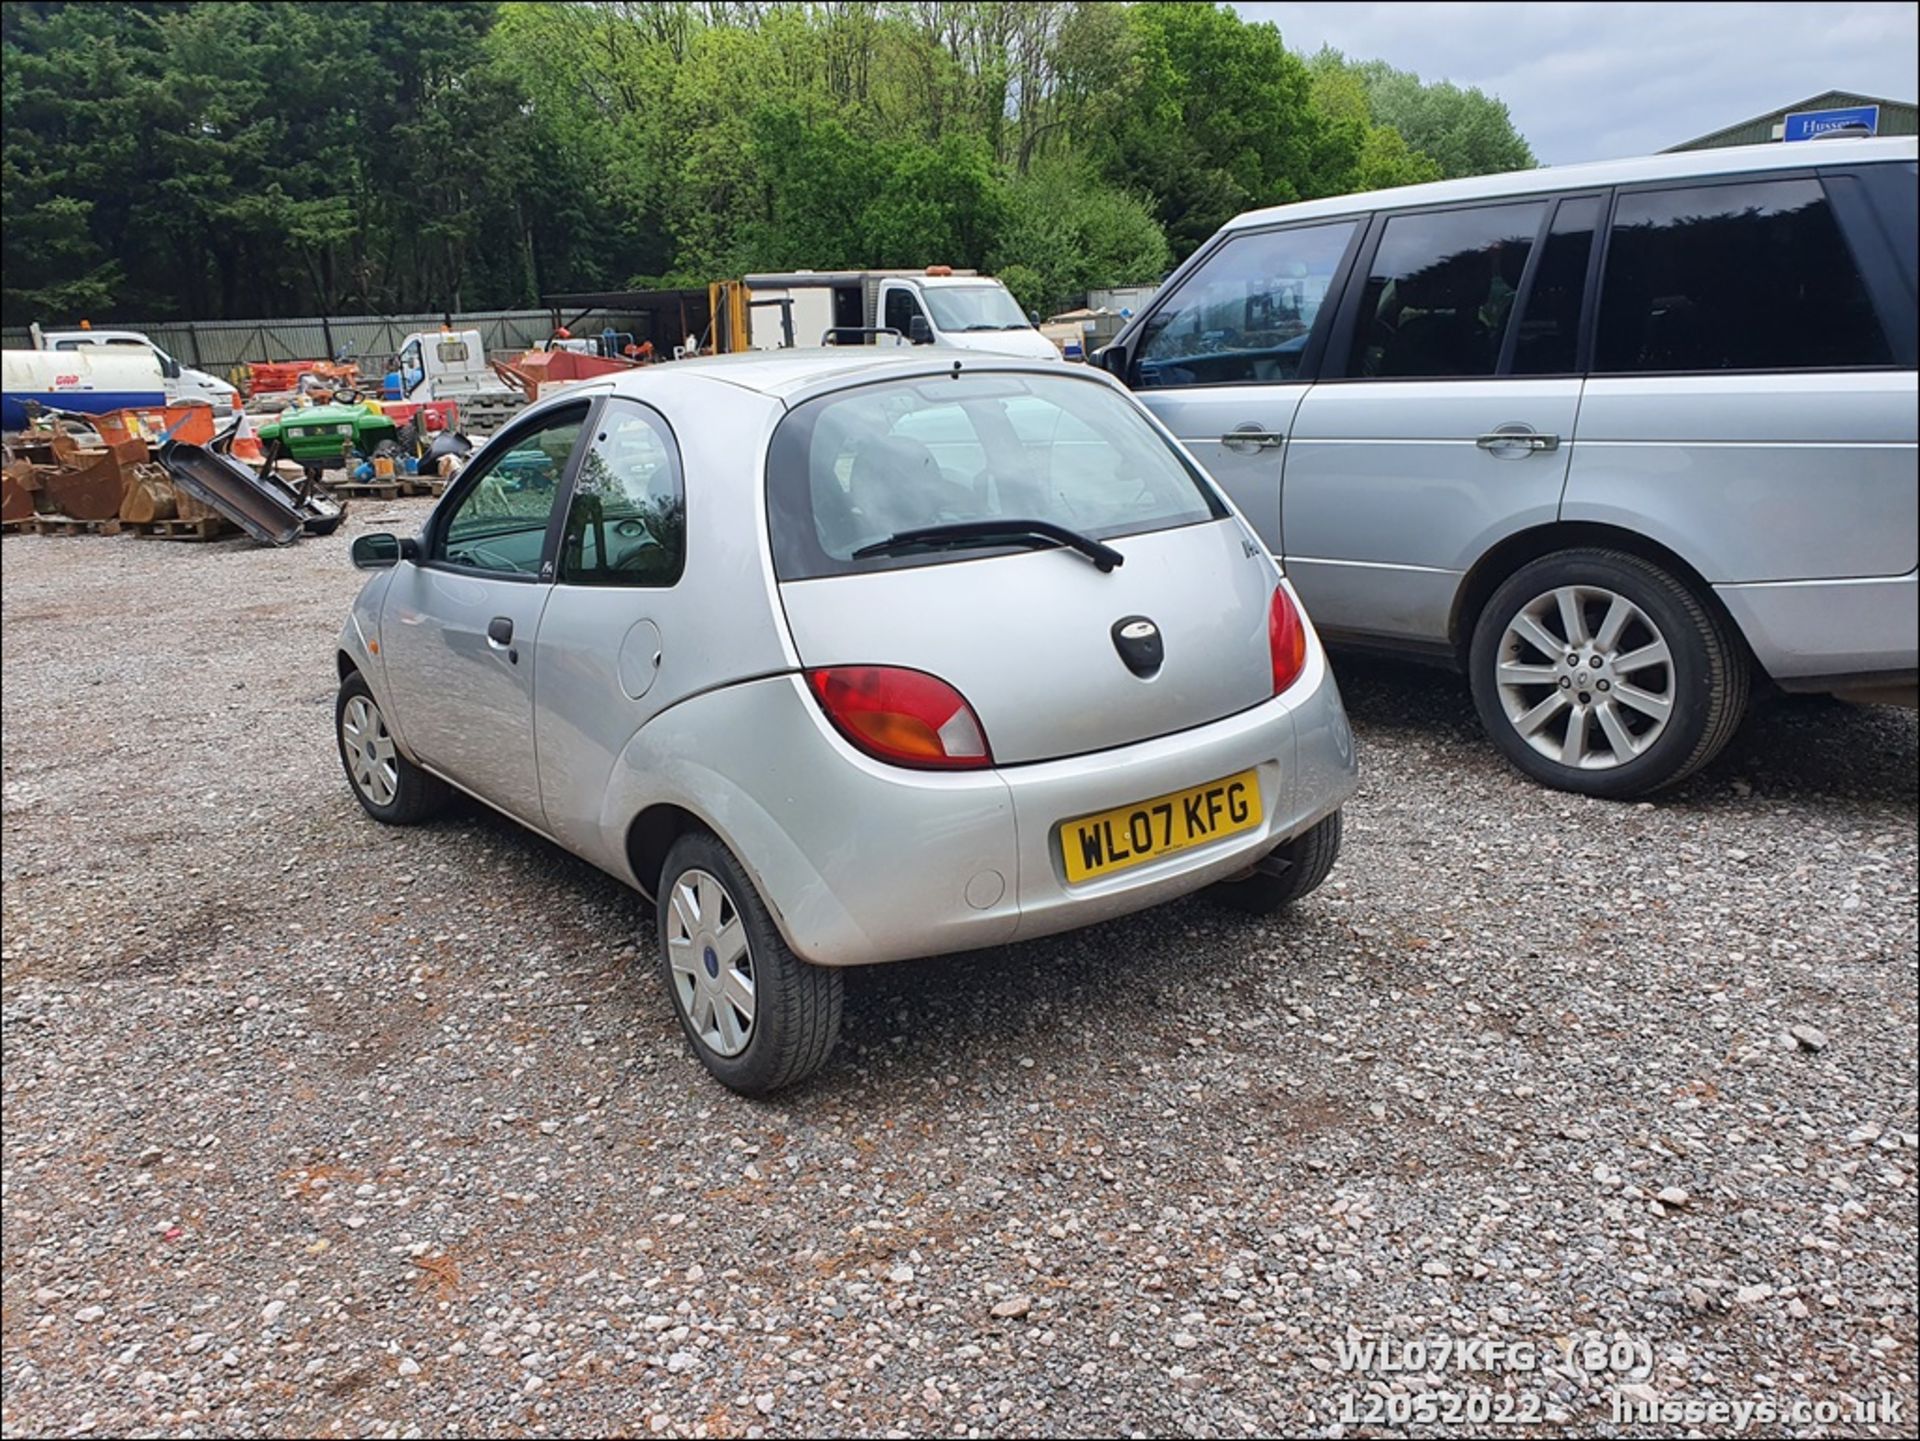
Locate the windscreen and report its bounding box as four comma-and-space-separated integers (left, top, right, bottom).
766, 372, 1227, 579
920, 285, 1030, 332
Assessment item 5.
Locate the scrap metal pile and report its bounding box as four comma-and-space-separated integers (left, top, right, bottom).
1, 404, 343, 545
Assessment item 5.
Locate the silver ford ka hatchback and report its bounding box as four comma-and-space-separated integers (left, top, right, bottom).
335, 351, 1358, 1092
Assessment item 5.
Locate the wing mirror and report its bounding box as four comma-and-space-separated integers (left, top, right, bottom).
908, 315, 933, 345
351, 533, 420, 569
1095, 343, 1130, 380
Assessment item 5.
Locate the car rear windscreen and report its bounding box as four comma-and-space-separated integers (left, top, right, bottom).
765, 372, 1227, 579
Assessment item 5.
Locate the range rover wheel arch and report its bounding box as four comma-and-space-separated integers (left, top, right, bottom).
1450, 522, 1754, 676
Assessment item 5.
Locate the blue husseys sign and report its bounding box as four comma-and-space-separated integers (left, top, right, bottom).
1783, 105, 1880, 141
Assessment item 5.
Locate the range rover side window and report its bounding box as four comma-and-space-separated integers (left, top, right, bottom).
1511, 196, 1600, 375
1345, 200, 1547, 379
1133, 220, 1356, 388
1595, 178, 1893, 372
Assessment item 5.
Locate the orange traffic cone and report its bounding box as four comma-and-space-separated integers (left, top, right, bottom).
231, 408, 264, 463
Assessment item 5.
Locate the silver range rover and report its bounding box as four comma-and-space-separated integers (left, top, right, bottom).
1103, 135, 1918, 798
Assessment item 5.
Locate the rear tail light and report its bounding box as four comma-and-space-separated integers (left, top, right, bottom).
806, 666, 993, 770
1269, 584, 1308, 694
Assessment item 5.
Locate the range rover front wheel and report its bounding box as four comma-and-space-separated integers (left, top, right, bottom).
1469, 549, 1748, 799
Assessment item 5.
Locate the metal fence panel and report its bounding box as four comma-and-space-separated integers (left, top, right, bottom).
3, 308, 580, 374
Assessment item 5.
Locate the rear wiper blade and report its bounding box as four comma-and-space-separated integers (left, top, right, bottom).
852, 519, 1124, 572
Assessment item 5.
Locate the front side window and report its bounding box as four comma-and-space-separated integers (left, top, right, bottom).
1135, 221, 1356, 388
1346, 201, 1546, 379
883, 287, 926, 339
559, 400, 685, 586
1596, 178, 1892, 372
767, 373, 1226, 579
399, 339, 425, 393
437, 406, 585, 576
918, 284, 1028, 333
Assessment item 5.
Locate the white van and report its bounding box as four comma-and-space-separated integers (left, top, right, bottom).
1101, 136, 1917, 797
742, 270, 1059, 360
31, 325, 238, 415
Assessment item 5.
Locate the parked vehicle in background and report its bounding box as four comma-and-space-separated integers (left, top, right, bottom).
389, 328, 497, 402
1100, 136, 1918, 798
254, 399, 402, 477
30, 324, 238, 415
0, 347, 167, 430
334, 351, 1357, 1092
742, 268, 1060, 359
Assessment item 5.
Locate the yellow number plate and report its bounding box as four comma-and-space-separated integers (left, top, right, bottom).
1060, 769, 1262, 883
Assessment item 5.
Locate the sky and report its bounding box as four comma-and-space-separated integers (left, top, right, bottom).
1230, 1, 1920, 165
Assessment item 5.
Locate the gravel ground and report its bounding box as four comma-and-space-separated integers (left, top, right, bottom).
3, 508, 1915, 1439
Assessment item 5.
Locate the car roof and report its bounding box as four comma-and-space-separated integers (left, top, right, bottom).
1224, 134, 1919, 232
596, 347, 1082, 403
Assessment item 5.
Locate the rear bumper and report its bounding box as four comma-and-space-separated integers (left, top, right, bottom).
1716, 571, 1919, 683
744, 640, 1357, 967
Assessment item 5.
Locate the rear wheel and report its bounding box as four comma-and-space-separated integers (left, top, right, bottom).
656, 831, 841, 1094
1211, 810, 1343, 914
1469, 548, 1748, 798
336, 670, 450, 824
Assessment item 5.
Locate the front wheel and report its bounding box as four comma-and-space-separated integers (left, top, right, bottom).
1469, 548, 1748, 799
656, 831, 842, 1095
336, 670, 450, 824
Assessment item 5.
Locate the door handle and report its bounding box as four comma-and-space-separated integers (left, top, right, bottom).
486, 616, 514, 647
1220, 425, 1286, 453
1476, 425, 1560, 456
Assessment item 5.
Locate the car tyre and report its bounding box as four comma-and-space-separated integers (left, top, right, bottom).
656, 831, 842, 1095
1211, 809, 1342, 914
336, 670, 450, 824
1470, 548, 1748, 799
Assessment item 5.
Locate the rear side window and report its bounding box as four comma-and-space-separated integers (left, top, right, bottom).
558, 400, 685, 587
767, 373, 1226, 579
1345, 201, 1547, 379
1596, 178, 1892, 372
1511, 196, 1599, 375
1134, 221, 1356, 388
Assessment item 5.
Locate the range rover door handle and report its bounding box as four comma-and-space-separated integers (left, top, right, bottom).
1476, 425, 1560, 456
1220, 425, 1286, 453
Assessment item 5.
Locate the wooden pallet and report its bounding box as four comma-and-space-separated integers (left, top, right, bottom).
122, 515, 242, 541
329, 478, 443, 500
26, 514, 120, 537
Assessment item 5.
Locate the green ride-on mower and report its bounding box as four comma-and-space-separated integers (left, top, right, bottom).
253, 393, 403, 484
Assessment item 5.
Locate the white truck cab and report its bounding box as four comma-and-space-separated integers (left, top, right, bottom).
391, 328, 495, 400
31, 324, 238, 414
743, 269, 1059, 359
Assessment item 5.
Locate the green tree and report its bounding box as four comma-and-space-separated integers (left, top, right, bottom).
989, 158, 1171, 316
1, 3, 1534, 325
1315, 48, 1536, 180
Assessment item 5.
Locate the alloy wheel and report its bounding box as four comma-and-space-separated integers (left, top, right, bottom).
1495, 585, 1675, 770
